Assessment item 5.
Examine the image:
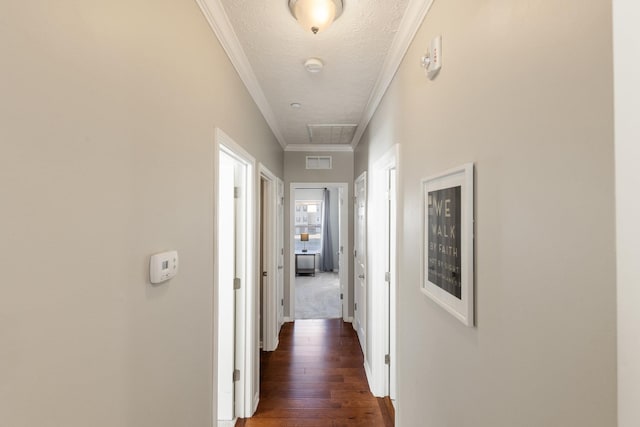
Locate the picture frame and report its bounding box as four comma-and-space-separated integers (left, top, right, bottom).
421, 163, 474, 326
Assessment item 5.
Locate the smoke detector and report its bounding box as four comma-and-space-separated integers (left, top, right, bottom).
304, 58, 324, 73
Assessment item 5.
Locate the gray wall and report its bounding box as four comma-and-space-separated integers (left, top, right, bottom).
356, 0, 616, 425
0, 1, 282, 426
284, 151, 354, 317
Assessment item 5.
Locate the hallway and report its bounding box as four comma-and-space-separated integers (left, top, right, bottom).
3, 1, 635, 426
237, 319, 393, 426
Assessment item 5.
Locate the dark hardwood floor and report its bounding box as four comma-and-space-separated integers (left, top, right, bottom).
236, 319, 393, 427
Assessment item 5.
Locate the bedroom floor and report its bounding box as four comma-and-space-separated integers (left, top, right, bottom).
295, 272, 341, 319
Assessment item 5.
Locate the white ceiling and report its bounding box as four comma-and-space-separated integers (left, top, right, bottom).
196, 0, 434, 151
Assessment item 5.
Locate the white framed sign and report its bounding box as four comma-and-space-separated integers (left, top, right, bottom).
421, 163, 474, 326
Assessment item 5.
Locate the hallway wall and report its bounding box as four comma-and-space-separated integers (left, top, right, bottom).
355, 0, 616, 426
0, 1, 282, 426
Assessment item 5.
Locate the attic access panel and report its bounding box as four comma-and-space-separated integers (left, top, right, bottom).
307, 124, 357, 145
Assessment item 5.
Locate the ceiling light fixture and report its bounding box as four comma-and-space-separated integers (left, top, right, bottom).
289, 0, 344, 35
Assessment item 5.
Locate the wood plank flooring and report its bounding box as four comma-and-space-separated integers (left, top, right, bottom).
236, 319, 393, 427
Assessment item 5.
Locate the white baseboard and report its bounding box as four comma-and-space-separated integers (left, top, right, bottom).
218, 420, 236, 427
253, 392, 260, 414
364, 360, 375, 393
344, 316, 354, 323
283, 317, 294, 322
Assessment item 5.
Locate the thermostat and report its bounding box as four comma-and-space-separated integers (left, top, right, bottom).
150, 250, 179, 284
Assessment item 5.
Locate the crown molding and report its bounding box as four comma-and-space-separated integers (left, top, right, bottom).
284, 144, 354, 153
350, 0, 435, 149
195, 0, 288, 149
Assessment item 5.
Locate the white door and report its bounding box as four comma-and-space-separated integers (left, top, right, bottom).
216, 129, 256, 421
338, 187, 346, 320
388, 169, 397, 401
354, 173, 367, 353
276, 178, 285, 329
217, 150, 240, 421
260, 179, 267, 349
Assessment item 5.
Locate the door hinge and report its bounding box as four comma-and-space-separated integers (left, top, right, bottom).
233, 369, 240, 381
354, 249, 357, 258
385, 354, 390, 365
354, 302, 358, 311
340, 293, 344, 300
234, 187, 240, 199
385, 272, 391, 282
234, 278, 241, 290
340, 245, 344, 254
281, 298, 284, 306
262, 271, 268, 277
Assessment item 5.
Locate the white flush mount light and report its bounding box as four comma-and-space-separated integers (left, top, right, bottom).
289, 0, 344, 35
290, 102, 302, 108
304, 57, 324, 73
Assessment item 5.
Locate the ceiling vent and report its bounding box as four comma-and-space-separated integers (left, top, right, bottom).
306, 156, 332, 170
307, 124, 357, 145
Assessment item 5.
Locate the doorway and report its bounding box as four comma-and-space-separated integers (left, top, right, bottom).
369, 144, 398, 403
215, 129, 256, 424
289, 183, 349, 322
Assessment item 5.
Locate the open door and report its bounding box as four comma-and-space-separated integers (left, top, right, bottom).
338, 186, 347, 321
215, 129, 256, 423
354, 173, 367, 354
218, 149, 248, 421
276, 178, 285, 330
369, 145, 398, 399
388, 168, 397, 402
259, 165, 281, 352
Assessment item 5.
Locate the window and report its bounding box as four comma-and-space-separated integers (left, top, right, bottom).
294, 200, 323, 253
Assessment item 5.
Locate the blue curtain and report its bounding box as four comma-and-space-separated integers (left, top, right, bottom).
321, 189, 334, 272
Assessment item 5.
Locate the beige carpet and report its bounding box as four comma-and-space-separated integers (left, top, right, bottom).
295, 272, 341, 319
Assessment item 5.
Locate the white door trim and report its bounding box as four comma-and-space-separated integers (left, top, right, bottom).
214, 128, 257, 421
289, 182, 350, 322
369, 144, 399, 398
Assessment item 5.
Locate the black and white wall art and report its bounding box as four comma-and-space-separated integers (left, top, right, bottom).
421, 163, 474, 326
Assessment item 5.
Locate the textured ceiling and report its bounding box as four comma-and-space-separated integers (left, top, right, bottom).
199, 0, 431, 149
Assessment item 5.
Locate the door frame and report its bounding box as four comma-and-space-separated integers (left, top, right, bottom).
259, 164, 280, 352
214, 128, 257, 422
288, 182, 350, 322
369, 144, 399, 399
